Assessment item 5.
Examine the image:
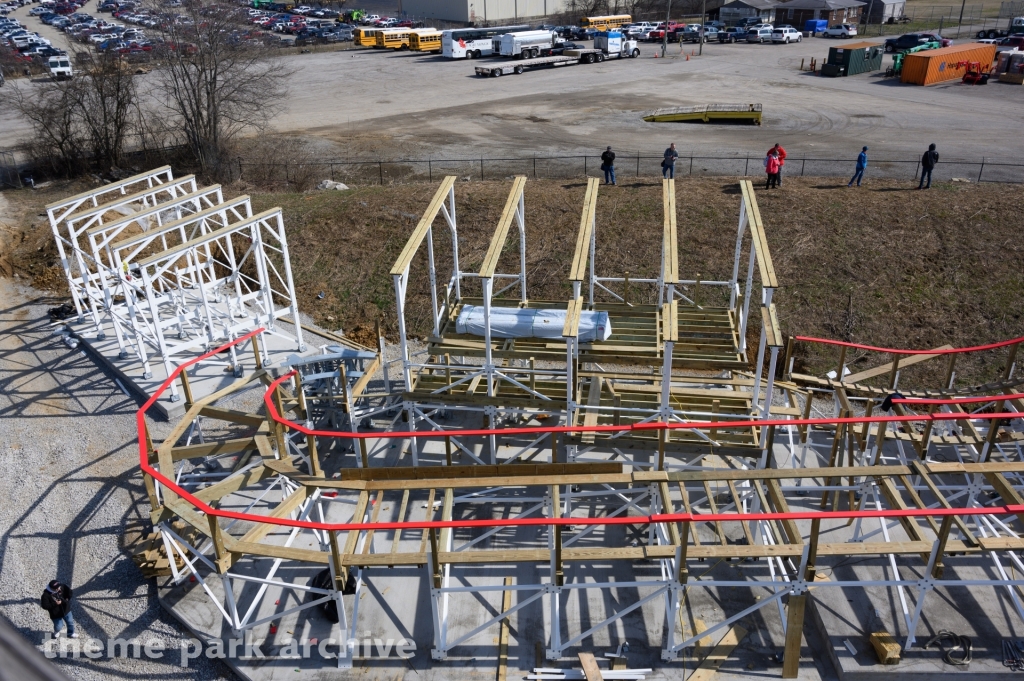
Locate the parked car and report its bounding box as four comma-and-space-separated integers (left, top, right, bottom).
718, 26, 745, 43
823, 23, 857, 38
883, 32, 949, 52
771, 26, 802, 43
745, 27, 772, 43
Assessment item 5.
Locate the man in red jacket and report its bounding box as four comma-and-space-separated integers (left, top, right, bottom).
768, 143, 787, 186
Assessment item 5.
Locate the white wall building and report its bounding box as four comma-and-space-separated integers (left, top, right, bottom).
401, 0, 569, 23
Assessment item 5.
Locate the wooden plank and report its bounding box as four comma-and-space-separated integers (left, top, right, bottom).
389, 176, 457, 275
196, 406, 266, 427
237, 487, 310, 545
578, 652, 603, 681
842, 346, 952, 384
562, 296, 583, 339
479, 176, 527, 278
739, 181, 777, 289
662, 300, 679, 343
581, 376, 603, 444
782, 595, 805, 678
498, 576, 514, 681
570, 178, 600, 282
762, 303, 783, 348
193, 464, 270, 504
226, 539, 330, 564
662, 178, 679, 285
687, 625, 747, 681
170, 437, 257, 461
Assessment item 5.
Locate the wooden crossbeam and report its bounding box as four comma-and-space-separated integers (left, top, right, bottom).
479, 176, 527, 278
842, 346, 953, 384
563, 296, 583, 338
389, 176, 457, 276
569, 178, 600, 282
662, 178, 679, 285
739, 181, 778, 289
762, 303, 783, 348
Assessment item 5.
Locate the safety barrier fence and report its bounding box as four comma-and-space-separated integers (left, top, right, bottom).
138, 328, 1024, 534
236, 154, 1024, 186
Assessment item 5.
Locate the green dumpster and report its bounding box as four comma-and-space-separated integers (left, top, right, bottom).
822, 41, 884, 77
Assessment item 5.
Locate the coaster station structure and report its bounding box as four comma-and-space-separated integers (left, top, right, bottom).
104, 174, 1024, 678
386, 176, 791, 473
46, 167, 306, 399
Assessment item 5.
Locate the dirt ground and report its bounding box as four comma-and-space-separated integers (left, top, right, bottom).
8, 173, 1018, 387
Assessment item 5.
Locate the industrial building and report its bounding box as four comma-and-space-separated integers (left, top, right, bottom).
401, 0, 568, 23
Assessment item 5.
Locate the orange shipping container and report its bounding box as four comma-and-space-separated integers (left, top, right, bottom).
900, 43, 997, 85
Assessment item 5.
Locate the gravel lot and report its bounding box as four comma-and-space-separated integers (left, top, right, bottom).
0, 276, 234, 680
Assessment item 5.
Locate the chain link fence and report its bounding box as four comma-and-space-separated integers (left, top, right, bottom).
237, 154, 1024, 188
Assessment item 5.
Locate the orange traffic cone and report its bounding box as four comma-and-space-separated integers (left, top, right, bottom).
685, 53, 690, 61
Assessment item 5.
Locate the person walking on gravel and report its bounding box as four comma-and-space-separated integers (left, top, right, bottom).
41, 580, 77, 639
662, 143, 679, 179
918, 143, 939, 189
849, 146, 868, 187
768, 143, 787, 186
601, 146, 617, 185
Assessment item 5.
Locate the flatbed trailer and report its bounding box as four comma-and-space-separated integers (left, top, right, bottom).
474, 47, 637, 77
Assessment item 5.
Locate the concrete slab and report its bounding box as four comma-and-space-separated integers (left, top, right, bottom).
62, 312, 333, 420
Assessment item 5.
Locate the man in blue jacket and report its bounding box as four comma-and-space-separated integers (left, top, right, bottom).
848, 146, 867, 187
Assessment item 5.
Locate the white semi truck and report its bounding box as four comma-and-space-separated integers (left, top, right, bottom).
475, 31, 639, 77
494, 30, 560, 58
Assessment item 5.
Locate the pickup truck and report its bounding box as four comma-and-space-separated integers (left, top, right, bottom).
648, 21, 682, 42
884, 32, 952, 52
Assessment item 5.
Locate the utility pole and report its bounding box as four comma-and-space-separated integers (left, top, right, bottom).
699, 0, 706, 55
864, 0, 875, 36
956, 0, 967, 37
662, 0, 672, 57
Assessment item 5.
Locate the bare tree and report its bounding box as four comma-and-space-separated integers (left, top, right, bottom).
155, 1, 288, 178
10, 79, 88, 176
73, 57, 141, 169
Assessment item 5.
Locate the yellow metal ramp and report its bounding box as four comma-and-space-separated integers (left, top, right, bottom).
644, 103, 762, 125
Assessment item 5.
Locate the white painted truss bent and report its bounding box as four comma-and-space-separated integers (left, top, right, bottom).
48, 169, 197, 325
125, 205, 304, 387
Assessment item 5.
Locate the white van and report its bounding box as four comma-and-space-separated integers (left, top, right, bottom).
48, 55, 73, 80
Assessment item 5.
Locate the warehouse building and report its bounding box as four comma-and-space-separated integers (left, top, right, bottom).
401, 0, 569, 23
776, 0, 866, 25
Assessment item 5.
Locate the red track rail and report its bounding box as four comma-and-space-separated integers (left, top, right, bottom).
795, 334, 1024, 356
136, 330, 1024, 535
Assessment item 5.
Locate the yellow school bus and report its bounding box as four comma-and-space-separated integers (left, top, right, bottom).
579, 15, 632, 31
409, 30, 442, 52
375, 27, 437, 50
354, 27, 380, 47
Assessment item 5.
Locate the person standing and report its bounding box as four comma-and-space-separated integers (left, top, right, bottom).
918, 143, 939, 189
41, 580, 77, 639
765, 150, 781, 189
768, 143, 787, 186
662, 143, 679, 179
848, 146, 868, 187
600, 146, 616, 185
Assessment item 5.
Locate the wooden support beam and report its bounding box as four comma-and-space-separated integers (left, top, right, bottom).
782, 596, 805, 678
498, 576, 514, 681
578, 652, 603, 681
569, 178, 600, 283
479, 176, 527, 278
390, 176, 457, 276
688, 625, 747, 681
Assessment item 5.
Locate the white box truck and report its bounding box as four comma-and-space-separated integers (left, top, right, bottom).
48, 55, 74, 80
590, 31, 640, 59
495, 30, 559, 59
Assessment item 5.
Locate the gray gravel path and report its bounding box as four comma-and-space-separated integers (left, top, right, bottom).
0, 276, 235, 680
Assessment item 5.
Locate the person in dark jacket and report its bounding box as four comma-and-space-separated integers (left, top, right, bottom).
918, 143, 939, 189
600, 146, 616, 185
41, 580, 77, 638
848, 146, 868, 187
662, 143, 679, 179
